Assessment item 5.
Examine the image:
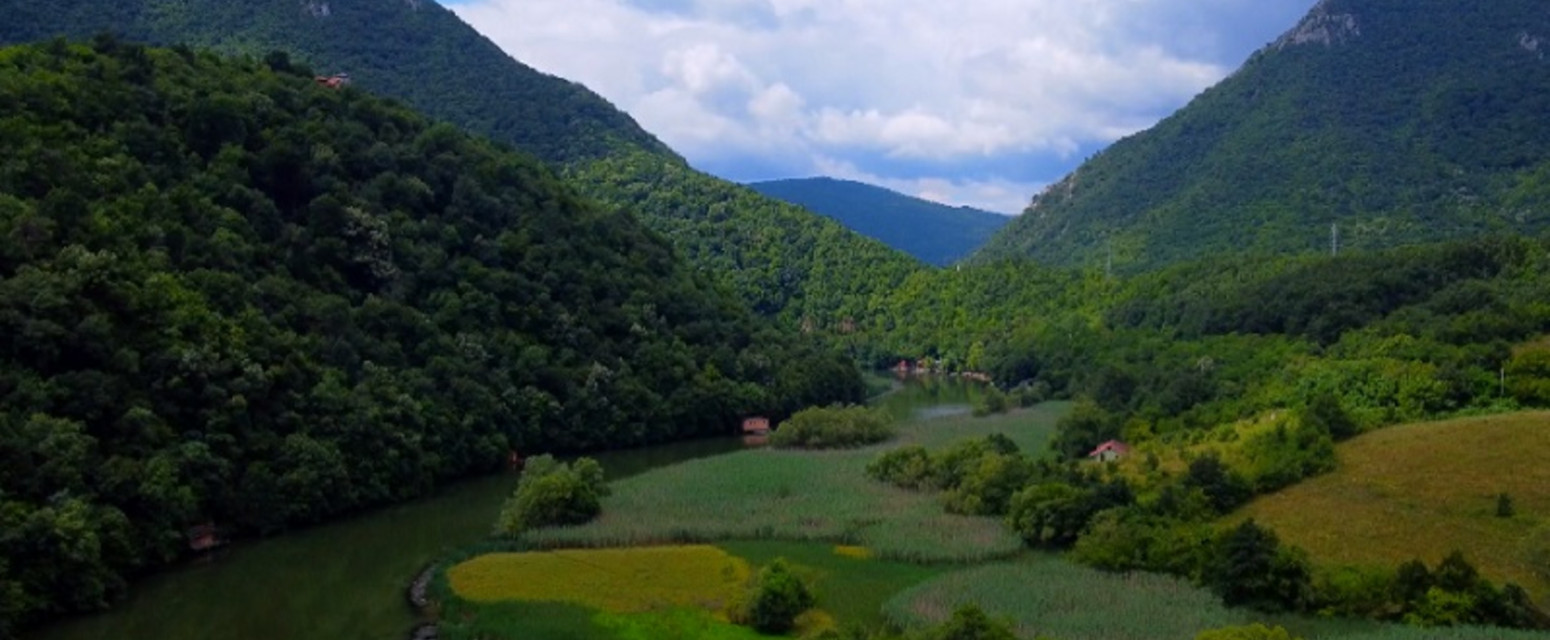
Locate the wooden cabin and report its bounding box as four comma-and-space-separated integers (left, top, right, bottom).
187, 523, 223, 552
742, 416, 771, 435
314, 72, 351, 89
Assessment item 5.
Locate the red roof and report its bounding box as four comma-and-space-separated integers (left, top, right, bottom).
1088, 440, 1131, 457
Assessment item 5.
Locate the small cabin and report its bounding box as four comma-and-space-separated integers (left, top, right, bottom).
742, 416, 771, 435
1088, 439, 1131, 463
187, 523, 223, 552
314, 72, 351, 89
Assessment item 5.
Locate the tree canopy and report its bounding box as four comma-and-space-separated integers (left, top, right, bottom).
0, 39, 862, 634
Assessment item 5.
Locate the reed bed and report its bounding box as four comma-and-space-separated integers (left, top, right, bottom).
520, 406, 1067, 562
884, 555, 1244, 640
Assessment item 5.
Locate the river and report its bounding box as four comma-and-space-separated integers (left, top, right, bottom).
26, 376, 979, 640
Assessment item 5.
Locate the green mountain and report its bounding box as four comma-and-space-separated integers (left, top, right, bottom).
0, 40, 861, 634
0, 0, 922, 326
974, 0, 1550, 271
748, 178, 1010, 266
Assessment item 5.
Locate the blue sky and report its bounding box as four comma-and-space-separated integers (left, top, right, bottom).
444, 0, 1318, 213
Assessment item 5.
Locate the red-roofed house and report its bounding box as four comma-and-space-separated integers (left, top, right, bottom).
1088, 440, 1131, 462
742, 417, 771, 435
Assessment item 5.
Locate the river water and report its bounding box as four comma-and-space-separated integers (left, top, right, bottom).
27, 376, 977, 640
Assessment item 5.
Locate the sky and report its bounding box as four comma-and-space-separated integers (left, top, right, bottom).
444, 0, 1318, 213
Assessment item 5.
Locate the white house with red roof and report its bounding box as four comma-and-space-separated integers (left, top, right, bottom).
1088, 439, 1131, 462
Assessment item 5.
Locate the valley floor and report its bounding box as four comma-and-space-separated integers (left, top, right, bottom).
435, 405, 1550, 639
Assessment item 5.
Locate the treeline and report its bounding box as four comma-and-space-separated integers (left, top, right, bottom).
858, 237, 1550, 438
868, 437, 1547, 630
0, 39, 862, 635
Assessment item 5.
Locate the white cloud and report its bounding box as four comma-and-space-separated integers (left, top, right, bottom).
447, 0, 1313, 208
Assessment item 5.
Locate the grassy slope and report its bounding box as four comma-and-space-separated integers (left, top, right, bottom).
521, 404, 1069, 562
1238, 411, 1550, 605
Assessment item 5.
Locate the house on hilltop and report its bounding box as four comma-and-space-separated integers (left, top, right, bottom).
1088, 439, 1131, 462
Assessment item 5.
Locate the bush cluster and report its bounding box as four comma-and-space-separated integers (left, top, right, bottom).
495, 455, 609, 535
771, 405, 896, 449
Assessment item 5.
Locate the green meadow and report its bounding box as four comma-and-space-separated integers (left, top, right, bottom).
521, 404, 1066, 562
435, 399, 1549, 639
883, 557, 1549, 640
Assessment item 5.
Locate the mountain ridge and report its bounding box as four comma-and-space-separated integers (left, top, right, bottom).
974, 0, 1550, 271
748, 177, 1010, 266
0, 0, 924, 326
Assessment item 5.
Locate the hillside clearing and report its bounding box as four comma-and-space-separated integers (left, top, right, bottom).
1237, 411, 1550, 605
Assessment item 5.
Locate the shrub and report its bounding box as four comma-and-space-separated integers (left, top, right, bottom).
866, 446, 934, 489
1496, 492, 1515, 518
772, 405, 896, 449
922, 604, 1017, 640
1195, 623, 1300, 640
972, 388, 1010, 417
495, 455, 610, 535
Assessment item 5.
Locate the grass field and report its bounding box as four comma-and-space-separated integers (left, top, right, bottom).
521, 404, 1068, 562
884, 556, 1548, 640
439, 541, 951, 639
719, 540, 949, 629
447, 546, 749, 611
1236, 411, 1550, 606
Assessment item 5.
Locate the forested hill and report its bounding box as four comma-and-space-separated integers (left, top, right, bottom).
749, 178, 1010, 266
0, 40, 862, 635
0, 0, 924, 327
974, 0, 1550, 271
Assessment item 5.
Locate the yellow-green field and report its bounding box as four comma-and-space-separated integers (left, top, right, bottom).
1237, 411, 1550, 604
447, 545, 749, 612
438, 541, 950, 640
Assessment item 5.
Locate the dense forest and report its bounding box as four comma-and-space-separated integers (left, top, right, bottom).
974, 0, 1550, 271
0, 39, 862, 635
857, 235, 1550, 629
0, 0, 926, 327
866, 236, 1550, 423
748, 178, 1010, 267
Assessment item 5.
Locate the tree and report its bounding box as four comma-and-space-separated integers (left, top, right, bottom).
1301, 391, 1357, 440
1007, 482, 1089, 548
739, 558, 814, 634
1206, 520, 1312, 611
1184, 455, 1252, 514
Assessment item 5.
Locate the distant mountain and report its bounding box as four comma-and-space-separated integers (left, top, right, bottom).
0, 0, 922, 326
749, 178, 1010, 266
975, 0, 1550, 271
